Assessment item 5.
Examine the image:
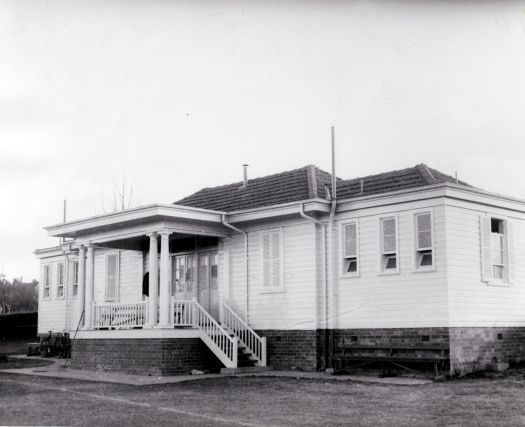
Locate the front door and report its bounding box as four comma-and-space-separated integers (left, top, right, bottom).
198, 251, 219, 320
173, 250, 219, 320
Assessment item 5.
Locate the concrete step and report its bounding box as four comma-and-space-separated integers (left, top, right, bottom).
220, 366, 272, 375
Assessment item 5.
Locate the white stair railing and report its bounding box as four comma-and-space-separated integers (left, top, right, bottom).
222, 302, 267, 367
192, 299, 238, 368
94, 302, 147, 329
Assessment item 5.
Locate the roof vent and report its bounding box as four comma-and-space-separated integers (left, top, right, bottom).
242, 164, 249, 188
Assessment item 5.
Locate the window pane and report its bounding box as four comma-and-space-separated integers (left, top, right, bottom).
263, 261, 270, 287
271, 232, 280, 261
418, 231, 432, 249
384, 235, 396, 253
106, 255, 118, 300
385, 256, 397, 269
417, 213, 431, 232
346, 258, 357, 273
345, 224, 357, 257
383, 218, 395, 236
493, 265, 504, 279
420, 253, 433, 267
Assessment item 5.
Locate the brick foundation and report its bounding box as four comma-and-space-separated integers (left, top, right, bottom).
255, 329, 320, 371
71, 338, 223, 376
449, 327, 525, 375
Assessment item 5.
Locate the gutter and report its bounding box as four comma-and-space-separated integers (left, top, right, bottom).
221, 214, 249, 323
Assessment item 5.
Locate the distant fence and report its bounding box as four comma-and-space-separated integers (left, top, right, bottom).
0, 312, 38, 338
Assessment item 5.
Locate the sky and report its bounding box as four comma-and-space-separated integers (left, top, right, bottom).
1, 0, 525, 281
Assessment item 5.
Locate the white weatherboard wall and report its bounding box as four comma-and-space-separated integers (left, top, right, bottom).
38, 254, 68, 334
38, 248, 144, 333
446, 202, 525, 327
334, 200, 449, 329
224, 217, 318, 330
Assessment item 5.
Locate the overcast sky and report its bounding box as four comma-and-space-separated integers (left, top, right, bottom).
1, 0, 525, 281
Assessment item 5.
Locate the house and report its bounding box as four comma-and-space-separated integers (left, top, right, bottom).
35, 164, 525, 376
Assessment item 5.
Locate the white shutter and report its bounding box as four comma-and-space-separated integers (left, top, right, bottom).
271, 232, 281, 288
480, 216, 492, 282
106, 253, 119, 301
505, 220, 515, 284
262, 233, 270, 288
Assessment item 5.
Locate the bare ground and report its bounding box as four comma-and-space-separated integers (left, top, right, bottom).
1, 369, 525, 426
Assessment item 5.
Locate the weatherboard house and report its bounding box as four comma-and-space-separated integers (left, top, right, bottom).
35, 164, 525, 375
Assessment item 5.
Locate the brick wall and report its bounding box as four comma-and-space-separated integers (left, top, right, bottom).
334, 328, 450, 348
71, 338, 222, 376
255, 329, 319, 371
449, 327, 525, 375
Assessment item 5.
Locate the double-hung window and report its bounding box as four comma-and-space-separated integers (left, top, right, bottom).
480, 216, 514, 284
43, 265, 51, 299
261, 229, 283, 291
71, 261, 79, 297
342, 221, 359, 276
56, 263, 65, 298
380, 217, 398, 272
415, 212, 434, 270
105, 253, 120, 301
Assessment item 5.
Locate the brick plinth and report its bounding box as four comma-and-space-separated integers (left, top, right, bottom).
449, 327, 525, 375
71, 338, 222, 376
255, 329, 320, 371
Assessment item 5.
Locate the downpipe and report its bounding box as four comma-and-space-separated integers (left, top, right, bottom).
221, 214, 249, 323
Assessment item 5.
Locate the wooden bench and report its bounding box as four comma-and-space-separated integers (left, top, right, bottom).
333, 343, 450, 378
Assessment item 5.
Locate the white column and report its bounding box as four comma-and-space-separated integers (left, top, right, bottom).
84, 244, 95, 329
147, 232, 159, 327
77, 245, 86, 327
158, 231, 172, 327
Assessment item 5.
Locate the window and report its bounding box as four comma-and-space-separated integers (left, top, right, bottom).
491, 218, 505, 280
342, 221, 359, 275
415, 212, 434, 270
43, 265, 51, 299
105, 253, 119, 301
481, 216, 514, 284
380, 217, 398, 272
56, 263, 65, 298
261, 230, 283, 290
71, 261, 79, 297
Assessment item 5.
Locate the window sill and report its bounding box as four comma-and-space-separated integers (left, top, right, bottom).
412, 267, 436, 274
260, 289, 286, 294
485, 280, 511, 288
378, 270, 400, 276
340, 273, 361, 279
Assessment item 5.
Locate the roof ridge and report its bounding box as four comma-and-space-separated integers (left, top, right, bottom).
416, 164, 437, 185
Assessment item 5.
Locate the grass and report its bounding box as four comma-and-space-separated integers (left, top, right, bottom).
1, 370, 525, 426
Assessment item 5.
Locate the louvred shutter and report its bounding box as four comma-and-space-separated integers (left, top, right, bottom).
480, 216, 492, 282
505, 220, 515, 284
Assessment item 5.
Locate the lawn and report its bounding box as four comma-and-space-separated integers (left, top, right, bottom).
1, 370, 525, 426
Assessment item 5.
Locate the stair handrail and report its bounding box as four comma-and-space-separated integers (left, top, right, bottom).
222, 302, 267, 367
192, 299, 238, 368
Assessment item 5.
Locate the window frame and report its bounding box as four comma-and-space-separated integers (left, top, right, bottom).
105, 252, 120, 302
341, 220, 360, 277
378, 215, 400, 275
413, 210, 436, 273
42, 264, 51, 300
260, 228, 285, 293
490, 217, 506, 284
56, 262, 65, 299
71, 260, 79, 298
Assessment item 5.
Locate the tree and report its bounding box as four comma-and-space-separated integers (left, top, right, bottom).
0, 277, 38, 314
